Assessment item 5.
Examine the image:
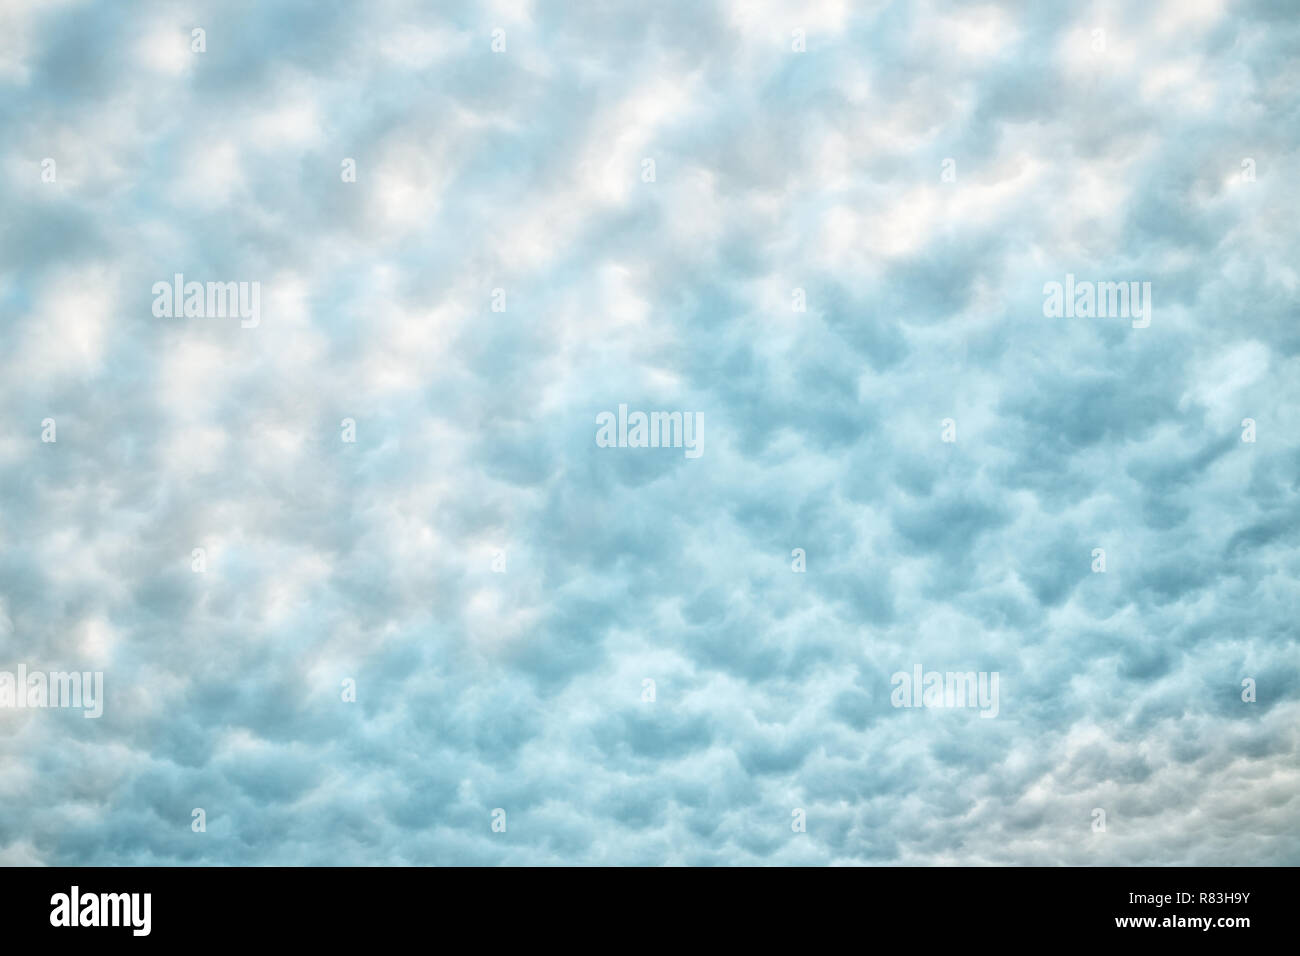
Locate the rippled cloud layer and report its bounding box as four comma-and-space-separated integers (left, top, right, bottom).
1, 0, 1297, 865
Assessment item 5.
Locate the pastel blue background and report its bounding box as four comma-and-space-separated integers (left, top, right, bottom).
0, 0, 1296, 865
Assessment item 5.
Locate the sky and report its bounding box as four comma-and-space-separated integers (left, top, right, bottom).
0, 0, 1297, 866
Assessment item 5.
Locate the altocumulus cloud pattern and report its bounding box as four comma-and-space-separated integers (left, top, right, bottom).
1, 0, 1298, 867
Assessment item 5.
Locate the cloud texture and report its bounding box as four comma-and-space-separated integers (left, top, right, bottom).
0, 0, 1297, 865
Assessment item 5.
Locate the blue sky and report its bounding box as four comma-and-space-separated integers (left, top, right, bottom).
0, 0, 1297, 865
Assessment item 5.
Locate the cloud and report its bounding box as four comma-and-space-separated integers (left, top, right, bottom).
0, 0, 1296, 865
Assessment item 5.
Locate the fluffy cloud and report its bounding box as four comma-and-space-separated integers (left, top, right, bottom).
0, 0, 1296, 865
